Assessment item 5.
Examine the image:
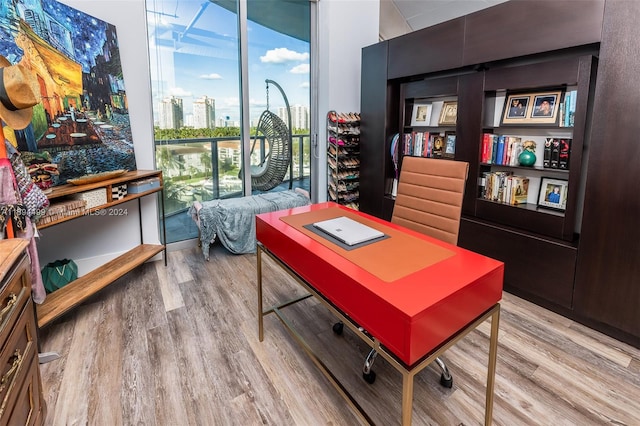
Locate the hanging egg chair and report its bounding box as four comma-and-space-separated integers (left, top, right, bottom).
247, 79, 293, 191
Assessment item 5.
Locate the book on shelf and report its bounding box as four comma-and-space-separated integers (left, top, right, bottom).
484, 135, 522, 166
495, 135, 506, 165
569, 90, 577, 127
444, 134, 456, 158
550, 139, 561, 168
404, 131, 443, 158
558, 138, 572, 169
508, 137, 523, 166
413, 132, 422, 156
543, 138, 552, 168
482, 170, 513, 202
504, 136, 512, 165
479, 171, 488, 198
509, 176, 530, 205
481, 133, 493, 163
561, 90, 577, 127
491, 134, 499, 164
403, 133, 412, 156
425, 133, 433, 157
480, 171, 530, 205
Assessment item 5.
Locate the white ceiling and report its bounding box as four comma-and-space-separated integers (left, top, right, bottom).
382, 0, 509, 39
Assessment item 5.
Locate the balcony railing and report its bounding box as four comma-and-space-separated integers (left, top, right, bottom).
155, 134, 310, 216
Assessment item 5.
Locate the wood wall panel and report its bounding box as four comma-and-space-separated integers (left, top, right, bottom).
456, 73, 484, 216
573, 0, 640, 342
484, 56, 581, 91
459, 218, 576, 310
463, 0, 604, 66
388, 18, 464, 79
359, 42, 390, 218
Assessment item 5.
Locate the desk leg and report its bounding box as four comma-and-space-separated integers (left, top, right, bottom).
485, 304, 501, 425
401, 371, 414, 426
257, 245, 264, 342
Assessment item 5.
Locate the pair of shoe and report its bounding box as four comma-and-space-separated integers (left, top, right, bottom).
328, 111, 361, 124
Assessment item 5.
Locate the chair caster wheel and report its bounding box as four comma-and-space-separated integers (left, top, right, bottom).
332, 322, 344, 335
440, 373, 453, 388
363, 370, 376, 384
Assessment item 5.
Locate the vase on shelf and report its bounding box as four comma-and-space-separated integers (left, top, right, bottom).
518, 140, 537, 167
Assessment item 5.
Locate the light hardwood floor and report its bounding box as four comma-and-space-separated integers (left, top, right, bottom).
38, 244, 640, 425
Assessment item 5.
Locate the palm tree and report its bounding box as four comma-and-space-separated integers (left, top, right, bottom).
156, 145, 182, 177
200, 151, 212, 177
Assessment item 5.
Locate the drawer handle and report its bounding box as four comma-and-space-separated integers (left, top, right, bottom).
0, 349, 23, 393
0, 349, 23, 417
0, 293, 17, 323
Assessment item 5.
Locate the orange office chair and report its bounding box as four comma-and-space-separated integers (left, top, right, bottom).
344, 156, 470, 386
391, 156, 468, 245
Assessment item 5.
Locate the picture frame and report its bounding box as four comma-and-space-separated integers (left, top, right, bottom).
444, 132, 456, 158
529, 91, 563, 124
537, 177, 568, 211
500, 90, 563, 125
431, 134, 445, 158
501, 94, 532, 124
410, 102, 432, 127
438, 101, 458, 126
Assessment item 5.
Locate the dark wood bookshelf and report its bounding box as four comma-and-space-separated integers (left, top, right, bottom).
359, 0, 640, 347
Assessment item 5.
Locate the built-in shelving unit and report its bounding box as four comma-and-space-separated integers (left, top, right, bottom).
360, 0, 640, 347
473, 55, 595, 243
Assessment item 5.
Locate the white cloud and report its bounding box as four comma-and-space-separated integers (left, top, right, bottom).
249, 98, 266, 108
224, 97, 240, 108
260, 48, 309, 64
221, 97, 267, 109
290, 64, 309, 74
299, 82, 310, 89
170, 87, 192, 97
199, 73, 223, 80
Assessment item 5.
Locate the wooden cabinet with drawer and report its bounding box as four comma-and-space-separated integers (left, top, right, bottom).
0, 239, 46, 426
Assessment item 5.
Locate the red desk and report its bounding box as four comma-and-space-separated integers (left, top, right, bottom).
256, 203, 504, 425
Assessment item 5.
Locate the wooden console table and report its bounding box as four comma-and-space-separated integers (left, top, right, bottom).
36, 170, 166, 328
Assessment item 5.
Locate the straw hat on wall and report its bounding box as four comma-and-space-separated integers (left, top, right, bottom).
0, 55, 40, 130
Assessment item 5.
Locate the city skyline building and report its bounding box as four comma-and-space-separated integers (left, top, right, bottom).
158, 96, 184, 129
278, 105, 309, 130
193, 96, 216, 129
158, 95, 310, 130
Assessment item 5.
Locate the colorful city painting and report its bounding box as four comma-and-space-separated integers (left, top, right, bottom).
0, 0, 136, 186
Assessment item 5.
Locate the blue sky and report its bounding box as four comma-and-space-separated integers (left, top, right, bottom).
146, 0, 310, 124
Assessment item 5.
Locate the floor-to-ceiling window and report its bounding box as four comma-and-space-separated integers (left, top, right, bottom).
146, 0, 312, 244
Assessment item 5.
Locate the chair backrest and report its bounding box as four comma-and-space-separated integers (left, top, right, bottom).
391, 157, 469, 245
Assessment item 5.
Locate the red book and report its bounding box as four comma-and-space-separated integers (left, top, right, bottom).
482, 133, 492, 163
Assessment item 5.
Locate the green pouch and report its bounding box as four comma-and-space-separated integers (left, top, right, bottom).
41, 259, 78, 293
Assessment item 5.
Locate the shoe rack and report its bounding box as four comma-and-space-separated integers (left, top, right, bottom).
327, 111, 360, 210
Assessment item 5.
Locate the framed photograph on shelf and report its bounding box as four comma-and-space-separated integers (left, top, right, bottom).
431, 134, 445, 158
444, 132, 456, 158
500, 90, 563, 125
438, 101, 457, 126
537, 177, 568, 211
501, 94, 531, 124
410, 102, 432, 127
529, 90, 563, 124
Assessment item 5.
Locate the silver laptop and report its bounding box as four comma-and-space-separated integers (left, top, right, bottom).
313, 216, 384, 246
